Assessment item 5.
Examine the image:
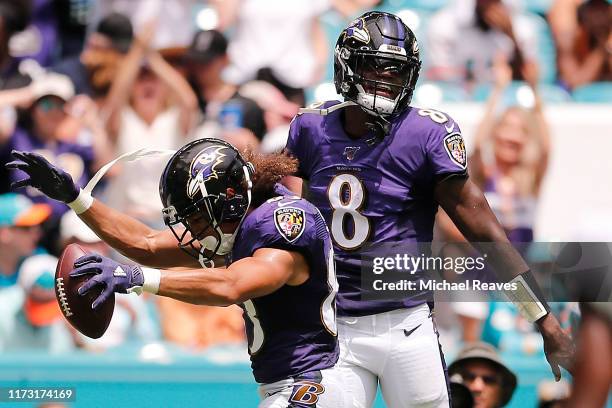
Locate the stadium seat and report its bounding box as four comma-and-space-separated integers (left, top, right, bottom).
472, 81, 572, 105
571, 82, 612, 103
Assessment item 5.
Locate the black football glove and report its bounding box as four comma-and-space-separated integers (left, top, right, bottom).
5, 150, 80, 203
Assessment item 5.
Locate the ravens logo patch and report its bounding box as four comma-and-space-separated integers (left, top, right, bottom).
274, 207, 306, 243
443, 133, 467, 169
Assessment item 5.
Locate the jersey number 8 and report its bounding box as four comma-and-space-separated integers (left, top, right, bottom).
327, 174, 370, 250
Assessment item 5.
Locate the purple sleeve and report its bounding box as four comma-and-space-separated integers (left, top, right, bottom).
284, 114, 311, 179
425, 118, 468, 177
236, 204, 317, 259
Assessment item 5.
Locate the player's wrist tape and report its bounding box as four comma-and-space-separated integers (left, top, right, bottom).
504, 270, 551, 323
67, 189, 94, 214
141, 268, 161, 294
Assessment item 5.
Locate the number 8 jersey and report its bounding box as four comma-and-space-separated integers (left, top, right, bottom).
228, 183, 339, 384
285, 101, 468, 317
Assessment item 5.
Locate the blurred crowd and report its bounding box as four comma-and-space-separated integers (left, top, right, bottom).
0, 1, 610, 407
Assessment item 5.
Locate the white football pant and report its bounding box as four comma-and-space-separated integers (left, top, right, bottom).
337, 304, 450, 408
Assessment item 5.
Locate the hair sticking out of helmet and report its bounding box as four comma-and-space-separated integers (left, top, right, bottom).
334, 11, 421, 128
240, 150, 298, 207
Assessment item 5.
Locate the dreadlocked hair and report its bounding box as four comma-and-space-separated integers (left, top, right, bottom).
240, 150, 298, 207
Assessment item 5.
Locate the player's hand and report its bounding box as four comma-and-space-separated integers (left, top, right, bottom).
5, 150, 80, 203
538, 314, 575, 381
70, 254, 144, 310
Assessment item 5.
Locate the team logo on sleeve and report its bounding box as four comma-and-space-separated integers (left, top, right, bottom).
443, 133, 467, 169
274, 207, 306, 243
187, 146, 228, 197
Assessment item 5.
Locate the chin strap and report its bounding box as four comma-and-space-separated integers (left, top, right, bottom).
197, 164, 253, 269
298, 100, 357, 115
298, 100, 393, 145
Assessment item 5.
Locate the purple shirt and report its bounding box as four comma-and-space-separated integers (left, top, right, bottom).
228, 184, 338, 384
0, 127, 94, 219
286, 101, 468, 316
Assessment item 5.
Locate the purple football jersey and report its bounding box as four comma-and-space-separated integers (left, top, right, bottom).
286, 101, 468, 317
228, 183, 339, 384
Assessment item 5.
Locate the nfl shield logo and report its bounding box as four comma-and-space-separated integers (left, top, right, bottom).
274, 207, 306, 243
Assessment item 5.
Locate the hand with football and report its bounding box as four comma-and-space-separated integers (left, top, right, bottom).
70, 254, 145, 310
5, 150, 79, 203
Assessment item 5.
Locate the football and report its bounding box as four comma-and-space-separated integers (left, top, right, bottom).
54, 243, 114, 339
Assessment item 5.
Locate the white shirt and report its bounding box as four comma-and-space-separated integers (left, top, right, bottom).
226, 0, 330, 88
102, 107, 182, 224
427, 1, 538, 83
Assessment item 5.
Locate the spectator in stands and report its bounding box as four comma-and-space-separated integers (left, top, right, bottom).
238, 80, 299, 153
469, 56, 549, 243
9, 0, 58, 68
0, 253, 75, 353
101, 21, 197, 226
186, 30, 265, 151
449, 342, 517, 408
0, 66, 112, 221
213, 0, 330, 106
436, 56, 550, 343
0, 193, 49, 288
427, 0, 538, 86
0, 0, 31, 90
58, 211, 158, 351
548, 0, 612, 90
53, 12, 134, 98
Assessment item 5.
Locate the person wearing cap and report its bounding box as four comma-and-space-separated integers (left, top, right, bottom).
100, 20, 198, 226
448, 342, 517, 408
0, 64, 113, 223
0, 193, 50, 288
186, 30, 266, 149
0, 253, 74, 353
53, 12, 134, 97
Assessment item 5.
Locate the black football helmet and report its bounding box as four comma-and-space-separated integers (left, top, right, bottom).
159, 138, 253, 267
334, 11, 421, 119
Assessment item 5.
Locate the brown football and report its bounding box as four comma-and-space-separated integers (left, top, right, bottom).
54, 243, 114, 339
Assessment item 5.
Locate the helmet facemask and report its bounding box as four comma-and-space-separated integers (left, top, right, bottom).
162, 164, 253, 268
336, 47, 420, 120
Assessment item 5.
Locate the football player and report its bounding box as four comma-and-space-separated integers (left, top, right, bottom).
6, 139, 348, 407
285, 11, 574, 408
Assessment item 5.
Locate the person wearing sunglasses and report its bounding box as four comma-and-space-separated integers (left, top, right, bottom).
449, 342, 517, 408
0, 66, 113, 228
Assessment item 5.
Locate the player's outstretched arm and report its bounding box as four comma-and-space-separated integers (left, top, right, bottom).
5, 150, 199, 268
73, 247, 307, 309
157, 247, 307, 306
435, 176, 575, 380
